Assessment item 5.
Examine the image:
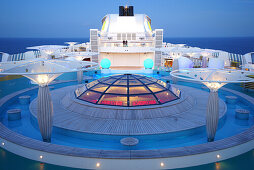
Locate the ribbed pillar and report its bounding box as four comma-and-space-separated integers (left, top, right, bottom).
77, 71, 83, 84
37, 85, 53, 142
202, 57, 207, 68
172, 59, 179, 84
206, 90, 219, 142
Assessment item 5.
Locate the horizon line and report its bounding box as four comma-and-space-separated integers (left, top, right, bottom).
0, 36, 254, 39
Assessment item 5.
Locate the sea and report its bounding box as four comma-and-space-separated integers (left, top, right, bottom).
0, 37, 254, 55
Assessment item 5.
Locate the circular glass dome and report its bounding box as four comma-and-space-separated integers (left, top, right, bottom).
75, 74, 181, 107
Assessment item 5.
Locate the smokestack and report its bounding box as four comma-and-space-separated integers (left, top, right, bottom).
119, 6, 134, 16
128, 6, 134, 16
119, 6, 124, 16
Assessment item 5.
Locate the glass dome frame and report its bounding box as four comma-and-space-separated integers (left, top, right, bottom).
75, 74, 181, 107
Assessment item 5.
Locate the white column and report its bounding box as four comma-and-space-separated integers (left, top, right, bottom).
172, 59, 179, 84
202, 57, 207, 68
206, 90, 219, 142
37, 85, 53, 142
77, 71, 83, 84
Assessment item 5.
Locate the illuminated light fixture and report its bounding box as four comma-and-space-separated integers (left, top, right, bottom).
100, 58, 111, 69
216, 154, 220, 159
40, 155, 43, 159
1, 142, 5, 146
144, 58, 154, 69
96, 162, 100, 167
37, 74, 49, 86
215, 162, 220, 170
160, 162, 164, 167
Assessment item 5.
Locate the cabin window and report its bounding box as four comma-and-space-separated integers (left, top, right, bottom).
132, 33, 136, 40
117, 33, 121, 40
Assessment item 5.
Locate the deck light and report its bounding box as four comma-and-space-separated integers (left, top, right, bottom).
144, 58, 154, 69
215, 162, 220, 170
216, 154, 220, 158
100, 58, 111, 69
37, 74, 49, 86
96, 162, 100, 167
40, 155, 43, 159
160, 162, 164, 167
1, 142, 5, 146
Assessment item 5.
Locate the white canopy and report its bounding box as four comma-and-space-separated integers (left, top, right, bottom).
63, 52, 98, 57
27, 45, 67, 56
62, 52, 99, 61
65, 42, 78, 46
171, 68, 254, 83
27, 45, 67, 50
0, 58, 97, 86
0, 58, 97, 75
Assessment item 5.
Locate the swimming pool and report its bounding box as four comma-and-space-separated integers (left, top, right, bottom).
1, 72, 254, 169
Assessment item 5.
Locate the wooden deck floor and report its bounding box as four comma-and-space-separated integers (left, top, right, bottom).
30, 85, 227, 135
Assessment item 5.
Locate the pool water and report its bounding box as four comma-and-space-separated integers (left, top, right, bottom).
1, 72, 254, 169
1, 73, 254, 150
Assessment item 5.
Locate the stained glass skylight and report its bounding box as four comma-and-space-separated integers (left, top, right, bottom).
75, 74, 181, 107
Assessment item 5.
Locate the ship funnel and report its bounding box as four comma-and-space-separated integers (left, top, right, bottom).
119, 6, 134, 16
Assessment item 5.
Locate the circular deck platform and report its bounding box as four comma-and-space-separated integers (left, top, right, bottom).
29, 85, 227, 135
1, 81, 254, 170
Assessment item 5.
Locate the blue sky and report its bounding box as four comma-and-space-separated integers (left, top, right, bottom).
0, 0, 254, 38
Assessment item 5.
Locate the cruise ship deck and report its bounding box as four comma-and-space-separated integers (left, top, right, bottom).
1, 3, 254, 170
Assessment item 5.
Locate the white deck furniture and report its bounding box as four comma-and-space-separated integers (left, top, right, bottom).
18, 95, 31, 105
7, 109, 21, 121
225, 96, 238, 104
120, 137, 139, 146
235, 109, 250, 120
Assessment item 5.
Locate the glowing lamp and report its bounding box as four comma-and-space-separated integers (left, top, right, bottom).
100, 58, 111, 69
144, 59, 154, 69
44, 50, 54, 55
96, 162, 100, 167
203, 82, 225, 92
37, 74, 49, 86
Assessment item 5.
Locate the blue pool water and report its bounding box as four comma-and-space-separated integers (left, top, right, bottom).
1, 73, 254, 151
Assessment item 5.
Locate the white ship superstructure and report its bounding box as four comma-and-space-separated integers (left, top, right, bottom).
0, 6, 253, 72
89, 6, 163, 70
